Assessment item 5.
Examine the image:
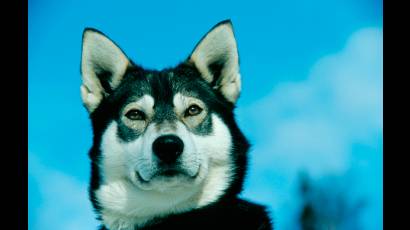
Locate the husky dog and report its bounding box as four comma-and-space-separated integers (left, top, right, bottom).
80, 20, 272, 230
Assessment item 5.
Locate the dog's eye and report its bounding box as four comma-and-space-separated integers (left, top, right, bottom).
185, 105, 203, 117
125, 109, 146, 120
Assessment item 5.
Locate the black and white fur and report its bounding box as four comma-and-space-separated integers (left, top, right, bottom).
80, 20, 273, 230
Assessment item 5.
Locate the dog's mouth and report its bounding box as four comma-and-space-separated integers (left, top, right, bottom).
135, 167, 200, 184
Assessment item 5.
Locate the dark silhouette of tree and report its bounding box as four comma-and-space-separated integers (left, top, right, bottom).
297, 171, 366, 230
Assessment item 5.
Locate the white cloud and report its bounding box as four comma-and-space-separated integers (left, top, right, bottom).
239, 27, 382, 229
29, 153, 98, 230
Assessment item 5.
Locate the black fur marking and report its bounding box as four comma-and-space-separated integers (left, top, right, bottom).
94, 68, 114, 94
191, 112, 213, 136
116, 121, 144, 142
141, 198, 272, 230
207, 55, 230, 89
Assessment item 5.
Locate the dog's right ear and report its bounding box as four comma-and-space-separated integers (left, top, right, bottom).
188, 20, 241, 104
80, 28, 131, 113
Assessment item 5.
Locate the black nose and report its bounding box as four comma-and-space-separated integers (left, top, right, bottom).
152, 135, 184, 163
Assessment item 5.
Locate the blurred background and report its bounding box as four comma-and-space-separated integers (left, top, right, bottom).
28, 0, 383, 229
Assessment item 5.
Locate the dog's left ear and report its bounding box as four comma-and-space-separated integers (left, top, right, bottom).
80, 28, 131, 113
188, 20, 241, 104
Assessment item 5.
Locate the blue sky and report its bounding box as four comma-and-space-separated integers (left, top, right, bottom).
29, 0, 382, 229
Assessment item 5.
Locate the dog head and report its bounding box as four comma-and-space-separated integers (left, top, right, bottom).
81, 20, 249, 227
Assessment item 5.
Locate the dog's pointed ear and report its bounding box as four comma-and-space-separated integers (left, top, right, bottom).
80, 28, 131, 113
188, 20, 241, 104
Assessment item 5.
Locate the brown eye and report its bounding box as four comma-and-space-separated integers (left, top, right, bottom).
125, 109, 145, 120
185, 105, 203, 117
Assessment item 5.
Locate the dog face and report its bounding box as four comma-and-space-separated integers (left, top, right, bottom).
97, 69, 233, 192
81, 20, 249, 228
